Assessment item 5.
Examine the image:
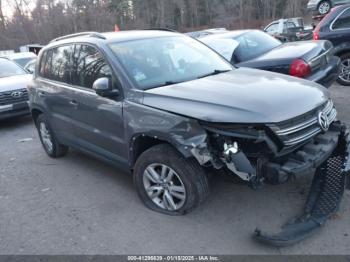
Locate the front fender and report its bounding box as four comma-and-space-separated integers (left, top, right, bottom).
123, 101, 209, 166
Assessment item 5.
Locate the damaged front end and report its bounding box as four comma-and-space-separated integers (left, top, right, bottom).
188, 117, 350, 247
255, 125, 350, 247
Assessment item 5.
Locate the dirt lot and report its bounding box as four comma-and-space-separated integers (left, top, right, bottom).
0, 84, 349, 255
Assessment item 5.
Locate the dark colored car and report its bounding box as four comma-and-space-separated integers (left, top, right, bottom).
264, 18, 313, 42
307, 0, 350, 15
0, 58, 31, 120
185, 28, 228, 38
28, 31, 350, 246
313, 4, 350, 85
200, 30, 340, 88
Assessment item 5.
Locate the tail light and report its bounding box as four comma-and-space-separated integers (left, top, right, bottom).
290, 59, 311, 78
313, 30, 320, 40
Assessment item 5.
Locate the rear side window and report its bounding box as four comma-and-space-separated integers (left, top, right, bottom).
332, 8, 350, 30
39, 45, 74, 84
71, 45, 112, 89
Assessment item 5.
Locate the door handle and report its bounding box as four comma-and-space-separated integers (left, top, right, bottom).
69, 100, 78, 106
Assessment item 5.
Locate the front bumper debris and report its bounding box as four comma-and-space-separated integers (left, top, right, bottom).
254, 125, 350, 247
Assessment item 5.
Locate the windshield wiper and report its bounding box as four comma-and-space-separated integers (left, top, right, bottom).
145, 81, 183, 90
197, 69, 231, 79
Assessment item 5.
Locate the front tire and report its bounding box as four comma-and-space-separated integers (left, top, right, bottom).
36, 114, 69, 158
133, 144, 210, 215
337, 53, 350, 86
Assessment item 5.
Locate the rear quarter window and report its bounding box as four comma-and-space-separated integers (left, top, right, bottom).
332, 8, 350, 30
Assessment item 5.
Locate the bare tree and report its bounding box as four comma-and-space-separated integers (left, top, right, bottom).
0, 0, 310, 51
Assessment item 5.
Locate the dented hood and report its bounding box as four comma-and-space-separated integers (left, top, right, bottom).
143, 68, 329, 124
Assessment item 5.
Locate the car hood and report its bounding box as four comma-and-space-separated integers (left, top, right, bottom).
142, 68, 329, 124
0, 74, 32, 92
248, 40, 331, 63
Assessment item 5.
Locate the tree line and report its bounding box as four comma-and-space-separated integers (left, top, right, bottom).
0, 0, 310, 50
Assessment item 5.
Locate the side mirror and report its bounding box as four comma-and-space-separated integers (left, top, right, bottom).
92, 77, 119, 98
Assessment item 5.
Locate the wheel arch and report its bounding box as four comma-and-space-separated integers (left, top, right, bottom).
129, 133, 193, 169
334, 44, 350, 58
31, 107, 43, 124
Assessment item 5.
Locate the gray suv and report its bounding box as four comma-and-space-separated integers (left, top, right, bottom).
28, 31, 350, 246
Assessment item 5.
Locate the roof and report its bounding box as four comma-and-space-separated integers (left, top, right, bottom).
46, 30, 183, 48
200, 30, 253, 41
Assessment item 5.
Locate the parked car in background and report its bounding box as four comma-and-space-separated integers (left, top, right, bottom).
200, 30, 340, 88
307, 0, 350, 15
28, 30, 349, 246
186, 28, 228, 38
24, 59, 36, 74
4, 52, 37, 68
0, 58, 31, 120
313, 4, 350, 85
264, 18, 313, 42
19, 44, 44, 55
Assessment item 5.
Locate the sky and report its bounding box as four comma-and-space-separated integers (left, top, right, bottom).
1, 0, 36, 18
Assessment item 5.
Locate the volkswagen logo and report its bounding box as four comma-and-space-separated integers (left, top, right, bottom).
318, 111, 330, 132
11, 91, 23, 98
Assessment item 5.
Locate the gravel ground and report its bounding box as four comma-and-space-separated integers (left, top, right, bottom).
0, 84, 349, 255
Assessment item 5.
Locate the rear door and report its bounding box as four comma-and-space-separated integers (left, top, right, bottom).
70, 44, 128, 166
36, 45, 77, 145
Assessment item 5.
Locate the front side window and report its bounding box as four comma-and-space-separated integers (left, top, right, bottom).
0, 59, 27, 78
234, 31, 281, 62
332, 8, 350, 30
109, 36, 232, 90
71, 45, 112, 89
266, 23, 279, 33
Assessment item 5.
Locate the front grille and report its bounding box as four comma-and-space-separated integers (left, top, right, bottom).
269, 100, 337, 148
0, 88, 28, 106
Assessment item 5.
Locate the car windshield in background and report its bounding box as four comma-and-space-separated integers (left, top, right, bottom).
0, 59, 27, 78
234, 31, 281, 62
109, 36, 233, 90
13, 57, 35, 68
202, 38, 240, 61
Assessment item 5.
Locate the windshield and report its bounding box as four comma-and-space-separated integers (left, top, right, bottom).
109, 36, 233, 90
234, 31, 281, 62
0, 59, 27, 78
202, 38, 239, 61
12, 57, 35, 68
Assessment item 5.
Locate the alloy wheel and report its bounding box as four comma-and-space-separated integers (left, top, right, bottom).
143, 163, 186, 211
39, 122, 53, 153
339, 59, 350, 84
318, 2, 330, 15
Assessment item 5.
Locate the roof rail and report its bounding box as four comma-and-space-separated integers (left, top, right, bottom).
50, 32, 106, 43
145, 28, 178, 32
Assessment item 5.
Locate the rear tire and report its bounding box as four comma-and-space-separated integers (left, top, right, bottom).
317, 0, 331, 15
133, 144, 210, 215
337, 53, 350, 86
36, 114, 69, 158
